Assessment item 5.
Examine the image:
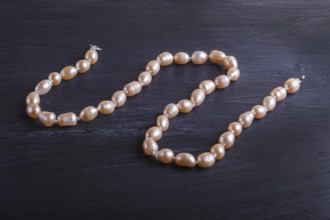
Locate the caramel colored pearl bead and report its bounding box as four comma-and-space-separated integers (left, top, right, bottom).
197, 152, 216, 168
156, 115, 169, 132
143, 139, 158, 156
48, 72, 62, 86
35, 79, 52, 95
214, 75, 230, 89
155, 148, 174, 164
209, 50, 226, 64
284, 78, 300, 93
210, 144, 225, 160
262, 96, 276, 111
80, 106, 98, 122
38, 111, 56, 127
157, 52, 173, 66
112, 90, 127, 107
163, 103, 179, 119
174, 52, 190, 64
238, 111, 254, 128
146, 60, 160, 76
57, 112, 78, 127
224, 56, 238, 69
145, 126, 163, 141
175, 153, 196, 168
227, 122, 242, 136
251, 105, 267, 119
199, 80, 216, 95
191, 51, 208, 65
26, 104, 41, 118
75, 59, 90, 73
270, 86, 287, 102
123, 81, 142, 97
227, 67, 240, 81
85, 49, 98, 64
178, 99, 194, 113
190, 89, 205, 107
97, 100, 115, 114
60, 66, 78, 80
219, 131, 235, 149
138, 71, 152, 86
26, 91, 40, 105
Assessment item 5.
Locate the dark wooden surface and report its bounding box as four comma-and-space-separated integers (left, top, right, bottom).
1, 0, 330, 219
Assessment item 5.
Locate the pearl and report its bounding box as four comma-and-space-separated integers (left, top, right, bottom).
157, 52, 173, 66
85, 49, 98, 64
60, 66, 77, 80
191, 51, 208, 65
57, 112, 78, 127
26, 91, 40, 105
138, 71, 152, 86
262, 96, 276, 111
143, 139, 158, 156
97, 100, 115, 114
80, 106, 98, 122
270, 86, 287, 102
38, 111, 56, 127
177, 99, 194, 113
163, 103, 179, 119
224, 56, 238, 69
251, 105, 267, 119
145, 126, 163, 141
111, 90, 127, 107
227, 67, 240, 81
209, 50, 226, 64
284, 78, 300, 93
219, 131, 235, 149
199, 80, 216, 95
75, 59, 90, 73
238, 111, 254, 128
214, 75, 230, 89
48, 72, 62, 86
156, 115, 169, 132
35, 79, 52, 95
175, 153, 196, 168
146, 60, 160, 76
155, 148, 174, 164
197, 152, 216, 168
123, 81, 142, 97
190, 89, 205, 107
26, 104, 41, 118
210, 144, 225, 160
174, 52, 190, 64
227, 122, 242, 136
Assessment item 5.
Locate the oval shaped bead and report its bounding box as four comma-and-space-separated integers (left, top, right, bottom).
26, 91, 40, 105
177, 99, 194, 113
199, 80, 216, 95
146, 60, 160, 76
219, 131, 235, 149
214, 75, 230, 89
38, 111, 56, 127
210, 144, 225, 160
138, 71, 152, 86
97, 100, 115, 114
190, 89, 205, 107
175, 153, 196, 168
57, 112, 78, 127
156, 115, 169, 132
79, 106, 98, 122
155, 148, 174, 164
251, 105, 267, 119
85, 49, 98, 64
143, 139, 158, 156
227, 67, 240, 81
123, 81, 142, 97
35, 79, 52, 95
48, 72, 62, 86
111, 90, 127, 107
157, 52, 173, 66
191, 51, 208, 65
197, 152, 216, 168
209, 50, 226, 64
26, 104, 41, 118
262, 96, 276, 111
284, 78, 300, 93
224, 56, 238, 69
174, 52, 190, 64
75, 59, 90, 73
227, 122, 242, 136
270, 86, 287, 102
163, 103, 179, 119
238, 111, 254, 128
60, 66, 77, 80
145, 126, 163, 141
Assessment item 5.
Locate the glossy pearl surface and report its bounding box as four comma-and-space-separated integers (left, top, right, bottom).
35, 79, 52, 95
112, 90, 127, 107
175, 153, 196, 168
157, 52, 173, 66
209, 50, 226, 64
38, 111, 56, 127
174, 52, 190, 64
191, 51, 208, 65
284, 78, 300, 93
123, 81, 142, 97
238, 111, 254, 128
60, 66, 77, 80
270, 86, 287, 102
143, 139, 158, 156
199, 80, 216, 95
227, 122, 242, 136
85, 49, 98, 64
155, 148, 174, 164
262, 96, 276, 111
251, 105, 267, 119
48, 72, 62, 86
80, 106, 98, 122
178, 99, 194, 113
190, 89, 205, 106
163, 103, 179, 119
146, 60, 160, 76
75, 59, 90, 73
145, 126, 163, 141
210, 144, 225, 160
57, 112, 77, 126
156, 115, 169, 132
98, 100, 115, 114
219, 131, 235, 149
138, 71, 152, 86
26, 104, 41, 118
227, 67, 240, 81
26, 91, 40, 105
214, 75, 230, 89
224, 56, 238, 69
197, 152, 216, 168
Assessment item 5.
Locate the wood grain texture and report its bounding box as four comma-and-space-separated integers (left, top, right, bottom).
0, 0, 330, 219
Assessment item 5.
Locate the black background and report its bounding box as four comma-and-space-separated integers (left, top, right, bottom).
1, 0, 330, 219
